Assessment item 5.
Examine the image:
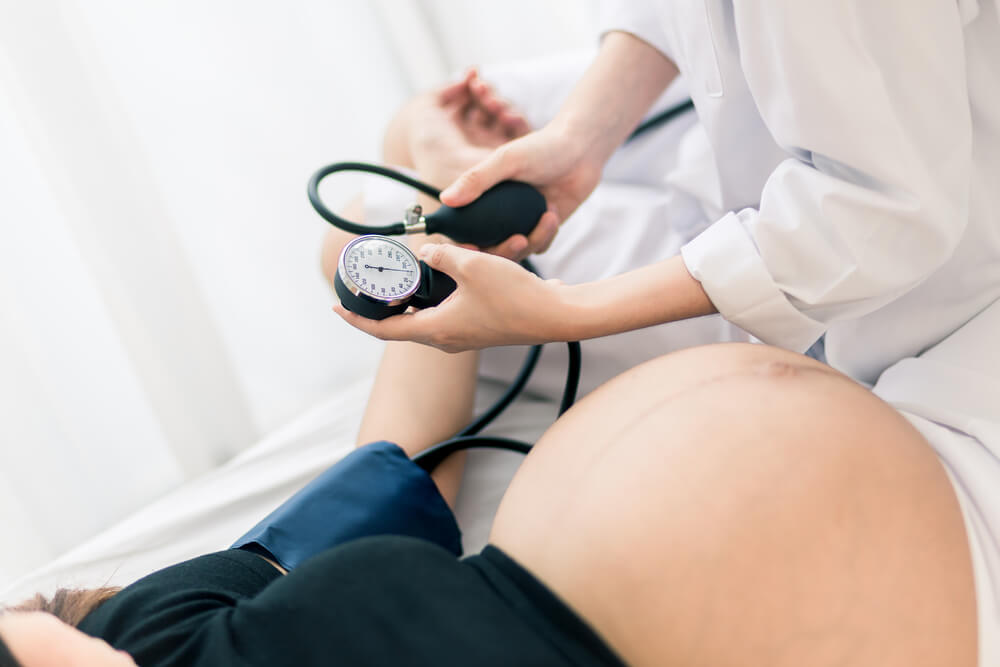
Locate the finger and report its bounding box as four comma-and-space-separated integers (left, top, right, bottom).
466, 105, 496, 132
499, 110, 531, 138
484, 234, 529, 260
470, 78, 521, 126
332, 303, 399, 340
444, 98, 468, 122
439, 147, 514, 207
465, 71, 529, 132
475, 86, 507, 117
437, 80, 467, 105
405, 232, 446, 254
333, 303, 427, 343
468, 72, 492, 101
417, 242, 476, 277
527, 210, 561, 255
437, 68, 476, 105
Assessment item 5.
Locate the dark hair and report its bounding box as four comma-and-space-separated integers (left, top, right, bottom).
5, 587, 120, 628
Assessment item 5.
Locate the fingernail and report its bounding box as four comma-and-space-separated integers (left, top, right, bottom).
418, 243, 437, 259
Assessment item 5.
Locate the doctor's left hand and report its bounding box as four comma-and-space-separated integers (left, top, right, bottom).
333, 244, 569, 353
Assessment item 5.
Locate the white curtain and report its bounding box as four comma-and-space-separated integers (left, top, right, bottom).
0, 0, 596, 591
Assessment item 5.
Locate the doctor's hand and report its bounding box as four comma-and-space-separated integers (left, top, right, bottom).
333, 244, 569, 353
440, 31, 681, 259
439, 123, 604, 258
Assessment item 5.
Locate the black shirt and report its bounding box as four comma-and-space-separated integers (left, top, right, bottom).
78, 537, 624, 667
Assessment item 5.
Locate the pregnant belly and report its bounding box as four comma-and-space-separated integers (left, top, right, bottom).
487, 343, 914, 665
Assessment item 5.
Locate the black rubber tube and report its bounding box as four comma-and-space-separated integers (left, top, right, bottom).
307, 162, 440, 236
458, 344, 543, 437
559, 341, 582, 416
627, 98, 696, 142
412, 436, 534, 474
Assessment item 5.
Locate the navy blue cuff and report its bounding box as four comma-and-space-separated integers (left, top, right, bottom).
232, 441, 462, 571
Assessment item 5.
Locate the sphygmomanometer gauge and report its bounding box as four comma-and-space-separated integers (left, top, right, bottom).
335, 234, 455, 320
336, 235, 421, 320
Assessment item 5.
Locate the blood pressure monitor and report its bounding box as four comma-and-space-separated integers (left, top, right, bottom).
310, 98, 695, 466
334, 234, 456, 320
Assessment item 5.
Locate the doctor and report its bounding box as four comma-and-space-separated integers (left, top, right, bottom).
337, 0, 1000, 386
335, 1, 1000, 664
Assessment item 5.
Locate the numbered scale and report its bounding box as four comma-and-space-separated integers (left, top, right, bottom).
334, 234, 456, 320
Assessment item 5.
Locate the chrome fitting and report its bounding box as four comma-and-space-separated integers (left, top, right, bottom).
403, 203, 427, 235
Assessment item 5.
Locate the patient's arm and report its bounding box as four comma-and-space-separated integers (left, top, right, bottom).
322, 198, 476, 508
383, 68, 530, 189
321, 74, 528, 505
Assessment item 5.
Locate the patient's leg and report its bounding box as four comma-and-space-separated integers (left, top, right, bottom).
492, 344, 976, 666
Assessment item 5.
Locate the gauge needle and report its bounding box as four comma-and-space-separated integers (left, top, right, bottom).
365, 264, 409, 273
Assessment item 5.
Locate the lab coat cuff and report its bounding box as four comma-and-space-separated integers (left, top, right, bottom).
681, 210, 827, 353
596, 0, 675, 61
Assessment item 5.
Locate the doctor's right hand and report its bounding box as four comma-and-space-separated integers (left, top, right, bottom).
439, 123, 604, 259
333, 243, 571, 353
442, 31, 680, 260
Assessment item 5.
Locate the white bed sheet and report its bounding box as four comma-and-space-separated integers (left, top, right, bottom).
1, 377, 554, 605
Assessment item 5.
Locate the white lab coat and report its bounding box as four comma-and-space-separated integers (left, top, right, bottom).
601, 0, 1000, 386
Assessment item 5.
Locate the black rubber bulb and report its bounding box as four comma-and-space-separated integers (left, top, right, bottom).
424, 181, 546, 247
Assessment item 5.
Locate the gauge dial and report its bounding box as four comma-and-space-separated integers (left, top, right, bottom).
338, 235, 420, 304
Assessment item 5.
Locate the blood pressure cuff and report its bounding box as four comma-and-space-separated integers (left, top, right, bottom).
231, 441, 462, 571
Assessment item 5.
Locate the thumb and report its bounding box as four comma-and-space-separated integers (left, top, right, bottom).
418, 243, 474, 278
439, 148, 511, 207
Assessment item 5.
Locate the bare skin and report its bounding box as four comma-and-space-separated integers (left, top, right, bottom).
0, 612, 137, 667
441, 32, 681, 233
332, 65, 976, 663
337, 41, 978, 663
1, 345, 976, 667
334, 243, 715, 352
2, 67, 975, 667
0, 74, 545, 667
332, 33, 716, 353
321, 71, 541, 506
491, 343, 977, 667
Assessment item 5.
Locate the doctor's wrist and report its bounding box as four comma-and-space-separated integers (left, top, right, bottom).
548, 113, 618, 173
544, 282, 604, 342
546, 256, 718, 343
